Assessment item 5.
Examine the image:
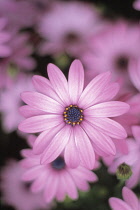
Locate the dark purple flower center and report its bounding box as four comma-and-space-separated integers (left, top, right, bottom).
64, 32, 80, 43
63, 105, 83, 126
116, 55, 129, 70
51, 157, 65, 170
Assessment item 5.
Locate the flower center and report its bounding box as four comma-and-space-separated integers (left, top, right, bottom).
116, 55, 129, 71
51, 157, 65, 170
63, 105, 83, 126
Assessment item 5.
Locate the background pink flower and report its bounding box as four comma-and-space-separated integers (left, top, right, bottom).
0, 160, 51, 210
37, 1, 103, 56
20, 135, 98, 203
106, 126, 140, 188
19, 60, 129, 169
81, 21, 140, 90
109, 186, 140, 210
128, 59, 140, 92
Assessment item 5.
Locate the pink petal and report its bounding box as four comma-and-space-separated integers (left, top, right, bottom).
31, 171, 47, 193
20, 149, 33, 158
74, 126, 95, 170
71, 175, 90, 191
21, 91, 63, 113
64, 129, 80, 168
18, 115, 62, 133
92, 82, 120, 105
33, 123, 65, 155
78, 71, 111, 109
22, 166, 42, 181
81, 121, 116, 156
87, 117, 127, 139
41, 125, 71, 164
63, 171, 78, 200
85, 101, 130, 117
122, 187, 139, 210
68, 59, 84, 104
47, 63, 70, 105
32, 75, 63, 104
56, 174, 66, 201
109, 198, 132, 210
19, 105, 46, 118
69, 166, 98, 182
27, 135, 36, 147
44, 173, 58, 203
126, 165, 140, 189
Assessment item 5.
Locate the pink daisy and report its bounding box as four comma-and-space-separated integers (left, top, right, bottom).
82, 21, 140, 89
0, 18, 11, 57
109, 186, 140, 210
20, 135, 98, 203
19, 60, 129, 169
106, 126, 140, 189
0, 160, 51, 210
128, 59, 140, 92
37, 1, 102, 56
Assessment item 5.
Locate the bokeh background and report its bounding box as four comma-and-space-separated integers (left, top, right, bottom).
0, 0, 140, 210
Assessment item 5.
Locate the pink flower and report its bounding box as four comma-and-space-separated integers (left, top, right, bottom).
82, 21, 140, 89
133, 0, 140, 11
109, 187, 140, 210
19, 60, 129, 169
20, 135, 98, 203
0, 18, 11, 57
0, 160, 51, 210
37, 1, 102, 56
107, 126, 140, 188
0, 73, 34, 133
128, 59, 140, 92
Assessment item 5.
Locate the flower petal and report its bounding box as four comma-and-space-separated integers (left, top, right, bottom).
85, 101, 130, 117
18, 115, 62, 133
44, 173, 58, 203
64, 129, 80, 168
19, 105, 46, 118
92, 82, 120, 105
47, 63, 70, 105
68, 59, 84, 104
21, 91, 63, 113
87, 117, 127, 139
78, 71, 111, 109
33, 123, 65, 155
41, 125, 71, 164
109, 198, 132, 210
122, 187, 139, 210
74, 126, 95, 170
63, 171, 78, 200
21, 166, 42, 181
32, 75, 63, 104
81, 121, 116, 156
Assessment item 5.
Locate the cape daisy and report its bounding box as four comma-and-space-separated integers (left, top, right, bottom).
19, 60, 129, 169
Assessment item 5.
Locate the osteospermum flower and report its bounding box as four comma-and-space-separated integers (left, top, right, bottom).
109, 187, 140, 210
82, 21, 140, 89
106, 126, 140, 188
20, 135, 98, 203
19, 60, 129, 169
0, 160, 51, 210
37, 1, 102, 56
